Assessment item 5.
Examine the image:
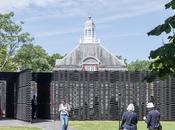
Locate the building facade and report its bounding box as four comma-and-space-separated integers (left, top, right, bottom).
1, 18, 174, 123
54, 17, 127, 71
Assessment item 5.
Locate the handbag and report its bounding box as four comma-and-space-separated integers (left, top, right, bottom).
158, 125, 162, 130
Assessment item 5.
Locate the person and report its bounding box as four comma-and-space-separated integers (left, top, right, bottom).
32, 95, 37, 119
143, 102, 162, 130
0, 105, 3, 119
120, 103, 138, 130
59, 99, 70, 130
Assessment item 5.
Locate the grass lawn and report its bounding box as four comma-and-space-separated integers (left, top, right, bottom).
0, 126, 41, 130
69, 121, 175, 130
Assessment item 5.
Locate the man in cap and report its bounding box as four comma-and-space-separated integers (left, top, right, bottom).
143, 102, 162, 130
120, 103, 138, 130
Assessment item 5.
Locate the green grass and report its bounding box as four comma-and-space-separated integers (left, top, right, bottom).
0, 126, 41, 130
69, 121, 175, 130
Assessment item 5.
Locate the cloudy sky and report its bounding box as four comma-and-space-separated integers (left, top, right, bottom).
0, 0, 172, 62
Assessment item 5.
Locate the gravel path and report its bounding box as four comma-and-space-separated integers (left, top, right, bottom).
0, 119, 74, 130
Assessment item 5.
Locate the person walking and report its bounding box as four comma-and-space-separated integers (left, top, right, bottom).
120, 103, 138, 130
143, 102, 162, 130
59, 99, 70, 130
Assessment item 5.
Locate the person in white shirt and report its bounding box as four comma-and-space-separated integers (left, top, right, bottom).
59, 99, 70, 130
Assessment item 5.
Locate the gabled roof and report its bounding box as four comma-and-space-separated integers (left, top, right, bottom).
55, 43, 127, 70
54, 17, 127, 71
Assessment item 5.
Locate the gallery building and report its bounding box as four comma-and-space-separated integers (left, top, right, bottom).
0, 17, 175, 122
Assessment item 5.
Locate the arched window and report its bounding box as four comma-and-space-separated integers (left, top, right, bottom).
82, 57, 100, 71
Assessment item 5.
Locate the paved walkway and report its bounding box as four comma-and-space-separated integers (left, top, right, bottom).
0, 119, 74, 130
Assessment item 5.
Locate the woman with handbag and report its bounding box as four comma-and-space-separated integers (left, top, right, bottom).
59, 99, 70, 130
120, 104, 138, 130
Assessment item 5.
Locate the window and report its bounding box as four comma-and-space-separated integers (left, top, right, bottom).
84, 65, 97, 71
82, 57, 100, 71
88, 29, 91, 37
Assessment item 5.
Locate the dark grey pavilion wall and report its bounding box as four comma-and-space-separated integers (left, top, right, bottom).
51, 71, 175, 121
0, 72, 19, 119
0, 71, 52, 122
32, 72, 51, 119
16, 70, 32, 122
0, 70, 175, 121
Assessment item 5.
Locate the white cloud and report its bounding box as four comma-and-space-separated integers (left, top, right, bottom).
0, 0, 169, 38
0, 0, 58, 11
96, 0, 169, 23
0, 0, 169, 20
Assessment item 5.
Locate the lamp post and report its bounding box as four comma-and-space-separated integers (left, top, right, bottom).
118, 93, 121, 130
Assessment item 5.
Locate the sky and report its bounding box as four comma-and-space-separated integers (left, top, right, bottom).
0, 0, 173, 63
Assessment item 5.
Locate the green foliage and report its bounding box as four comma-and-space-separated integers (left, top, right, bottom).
148, 0, 175, 81
127, 60, 151, 71
0, 45, 7, 62
49, 53, 63, 67
15, 43, 63, 72
116, 55, 127, 65
147, 15, 175, 36
165, 0, 175, 9
0, 12, 33, 71
15, 44, 51, 72
0, 12, 63, 72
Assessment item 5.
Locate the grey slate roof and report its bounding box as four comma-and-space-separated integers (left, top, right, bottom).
55, 43, 127, 71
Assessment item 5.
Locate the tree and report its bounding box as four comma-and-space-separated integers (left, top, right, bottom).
0, 45, 7, 65
15, 43, 63, 72
127, 60, 151, 71
0, 12, 32, 71
116, 55, 127, 65
0, 45, 18, 71
148, 0, 175, 80
15, 44, 52, 72
49, 53, 63, 67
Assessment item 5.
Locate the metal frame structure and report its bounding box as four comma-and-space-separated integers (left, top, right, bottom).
0, 70, 175, 122
51, 71, 175, 121
16, 70, 32, 122
0, 70, 51, 122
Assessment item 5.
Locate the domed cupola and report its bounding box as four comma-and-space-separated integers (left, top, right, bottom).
54, 17, 127, 71
81, 16, 99, 43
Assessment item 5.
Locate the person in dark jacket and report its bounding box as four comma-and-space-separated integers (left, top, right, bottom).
121, 104, 138, 130
32, 95, 37, 119
143, 102, 162, 130
0, 105, 3, 119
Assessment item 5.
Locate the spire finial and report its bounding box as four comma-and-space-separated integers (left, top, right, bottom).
88, 16, 91, 20
80, 16, 100, 44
